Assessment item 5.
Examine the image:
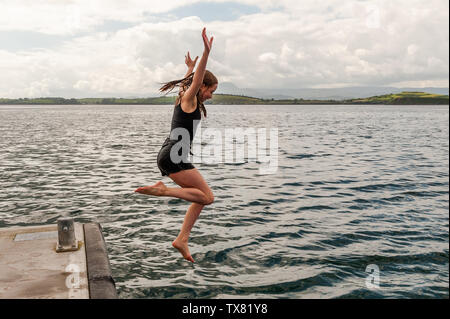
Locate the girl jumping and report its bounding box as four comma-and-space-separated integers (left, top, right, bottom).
135, 27, 218, 263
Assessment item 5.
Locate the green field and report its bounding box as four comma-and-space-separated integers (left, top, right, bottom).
348, 91, 449, 105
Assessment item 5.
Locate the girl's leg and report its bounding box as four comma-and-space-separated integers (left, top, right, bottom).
168, 169, 214, 262
172, 202, 205, 263
135, 169, 214, 205
135, 181, 209, 204
135, 168, 214, 262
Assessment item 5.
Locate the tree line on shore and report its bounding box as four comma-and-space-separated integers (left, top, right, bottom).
0, 92, 448, 105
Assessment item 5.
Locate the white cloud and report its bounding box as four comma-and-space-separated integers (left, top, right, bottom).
0, 0, 279, 35
258, 52, 277, 63
0, 0, 448, 98
0, 0, 203, 35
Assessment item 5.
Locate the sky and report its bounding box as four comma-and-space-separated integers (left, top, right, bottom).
0, 0, 448, 98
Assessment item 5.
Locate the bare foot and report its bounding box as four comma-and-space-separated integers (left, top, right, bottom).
134, 181, 167, 196
172, 238, 195, 263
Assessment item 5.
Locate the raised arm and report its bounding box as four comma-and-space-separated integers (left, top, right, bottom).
179, 52, 198, 96
182, 27, 213, 110
184, 51, 198, 78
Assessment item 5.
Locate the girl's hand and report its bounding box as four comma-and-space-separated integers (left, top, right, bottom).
202, 27, 213, 53
185, 51, 198, 69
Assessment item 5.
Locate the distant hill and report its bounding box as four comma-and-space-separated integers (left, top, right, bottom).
347, 91, 450, 105
216, 82, 450, 100
207, 92, 448, 105
1, 91, 448, 105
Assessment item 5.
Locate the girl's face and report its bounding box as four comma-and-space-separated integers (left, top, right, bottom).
199, 83, 217, 102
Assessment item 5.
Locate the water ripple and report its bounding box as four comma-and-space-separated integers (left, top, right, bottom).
0, 104, 448, 299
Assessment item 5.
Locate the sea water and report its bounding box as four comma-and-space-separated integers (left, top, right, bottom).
0, 104, 448, 298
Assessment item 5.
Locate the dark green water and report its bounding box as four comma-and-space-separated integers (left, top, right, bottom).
0, 104, 448, 298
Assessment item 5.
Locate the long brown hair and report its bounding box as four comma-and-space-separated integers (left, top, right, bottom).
159, 70, 218, 118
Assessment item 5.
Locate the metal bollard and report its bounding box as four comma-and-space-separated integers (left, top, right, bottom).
56, 218, 79, 252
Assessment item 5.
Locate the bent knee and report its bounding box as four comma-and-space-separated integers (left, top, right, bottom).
204, 192, 214, 205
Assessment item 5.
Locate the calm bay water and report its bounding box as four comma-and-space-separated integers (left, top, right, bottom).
0, 104, 448, 298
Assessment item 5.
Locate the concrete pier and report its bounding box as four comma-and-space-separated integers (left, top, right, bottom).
0, 221, 117, 299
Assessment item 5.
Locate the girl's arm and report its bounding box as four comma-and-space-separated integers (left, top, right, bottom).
184, 51, 198, 78
182, 28, 213, 110
179, 52, 198, 96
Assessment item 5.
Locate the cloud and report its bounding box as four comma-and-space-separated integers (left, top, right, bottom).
0, 0, 277, 35
0, 0, 198, 35
0, 0, 448, 98
258, 52, 277, 63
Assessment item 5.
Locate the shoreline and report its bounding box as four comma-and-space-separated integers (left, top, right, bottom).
1, 92, 448, 106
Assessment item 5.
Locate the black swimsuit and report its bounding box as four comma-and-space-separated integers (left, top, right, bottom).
157, 103, 201, 176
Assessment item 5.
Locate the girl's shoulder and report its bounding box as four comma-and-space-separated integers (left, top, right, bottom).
178, 94, 198, 114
